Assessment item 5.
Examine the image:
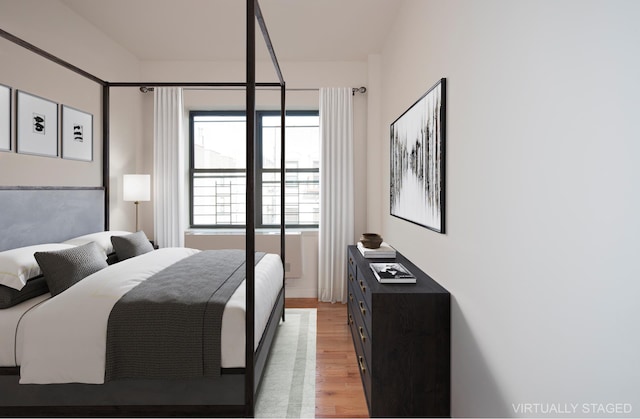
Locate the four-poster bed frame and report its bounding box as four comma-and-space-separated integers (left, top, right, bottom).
0, 0, 285, 416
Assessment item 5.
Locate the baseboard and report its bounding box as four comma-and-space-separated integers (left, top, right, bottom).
284, 287, 317, 299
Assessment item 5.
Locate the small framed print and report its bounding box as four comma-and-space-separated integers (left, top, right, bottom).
16, 90, 58, 157
62, 105, 93, 161
1, 84, 11, 152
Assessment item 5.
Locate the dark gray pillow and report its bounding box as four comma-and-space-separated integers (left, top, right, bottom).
111, 231, 154, 261
0, 276, 49, 309
106, 252, 119, 265
34, 242, 108, 297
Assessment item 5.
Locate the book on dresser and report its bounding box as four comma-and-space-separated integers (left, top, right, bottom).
369, 262, 416, 284
356, 241, 396, 258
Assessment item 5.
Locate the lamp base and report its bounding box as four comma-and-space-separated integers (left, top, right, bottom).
134, 201, 140, 232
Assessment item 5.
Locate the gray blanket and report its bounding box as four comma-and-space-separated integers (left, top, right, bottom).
104, 250, 265, 381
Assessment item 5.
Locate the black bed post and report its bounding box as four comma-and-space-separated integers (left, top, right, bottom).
255, 0, 287, 324
102, 83, 110, 230
280, 82, 286, 322
245, 0, 257, 416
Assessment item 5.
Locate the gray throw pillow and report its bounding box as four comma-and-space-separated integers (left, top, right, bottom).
0, 276, 49, 309
111, 231, 154, 262
34, 242, 108, 297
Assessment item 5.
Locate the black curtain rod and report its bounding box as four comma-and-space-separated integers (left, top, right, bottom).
136, 85, 367, 94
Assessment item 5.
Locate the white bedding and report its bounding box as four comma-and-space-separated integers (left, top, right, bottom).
14, 248, 283, 384
0, 293, 50, 367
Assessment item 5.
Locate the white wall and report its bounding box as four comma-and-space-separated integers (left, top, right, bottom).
0, 0, 104, 186
376, 0, 640, 416
0, 34, 102, 186
0, 0, 143, 233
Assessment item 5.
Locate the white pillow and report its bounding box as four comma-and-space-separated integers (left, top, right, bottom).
0, 244, 76, 291
63, 231, 131, 256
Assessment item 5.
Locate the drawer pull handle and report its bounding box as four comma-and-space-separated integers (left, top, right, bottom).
349, 257, 353, 265
359, 280, 366, 293
348, 314, 354, 325
349, 293, 354, 302
359, 301, 366, 316
358, 356, 367, 374
359, 326, 366, 343
349, 273, 355, 282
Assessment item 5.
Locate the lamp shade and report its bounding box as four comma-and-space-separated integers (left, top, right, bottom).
123, 174, 150, 202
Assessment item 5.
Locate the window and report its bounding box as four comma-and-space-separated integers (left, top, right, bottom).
190, 110, 320, 228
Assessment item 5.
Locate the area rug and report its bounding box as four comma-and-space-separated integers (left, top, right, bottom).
255, 308, 316, 418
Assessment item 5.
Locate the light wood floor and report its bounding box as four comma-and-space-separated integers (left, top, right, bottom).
286, 298, 369, 418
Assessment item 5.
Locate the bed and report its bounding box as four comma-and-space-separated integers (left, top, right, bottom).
0, 188, 285, 417
0, 0, 286, 416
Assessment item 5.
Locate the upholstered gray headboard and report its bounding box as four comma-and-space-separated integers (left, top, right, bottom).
0, 187, 105, 252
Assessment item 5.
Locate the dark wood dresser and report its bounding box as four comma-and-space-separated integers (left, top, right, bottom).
347, 245, 451, 417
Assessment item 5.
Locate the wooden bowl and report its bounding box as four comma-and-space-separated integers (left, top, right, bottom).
360, 233, 383, 249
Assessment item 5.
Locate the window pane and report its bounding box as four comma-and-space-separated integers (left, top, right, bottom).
260, 170, 319, 226
262, 172, 281, 225
262, 115, 320, 169
262, 126, 280, 169
193, 172, 246, 226
193, 115, 246, 169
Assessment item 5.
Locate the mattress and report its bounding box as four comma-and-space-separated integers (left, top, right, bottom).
2, 248, 282, 384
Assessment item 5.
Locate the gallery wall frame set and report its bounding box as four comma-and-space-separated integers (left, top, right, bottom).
0, 84, 93, 161
390, 78, 446, 234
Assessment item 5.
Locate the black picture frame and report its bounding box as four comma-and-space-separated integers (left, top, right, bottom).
390, 78, 446, 233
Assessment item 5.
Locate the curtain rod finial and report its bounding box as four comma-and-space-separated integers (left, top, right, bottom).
352, 86, 367, 95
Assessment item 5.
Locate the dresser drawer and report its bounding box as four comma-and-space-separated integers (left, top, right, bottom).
348, 302, 372, 404
347, 266, 358, 298
347, 250, 357, 276
348, 278, 372, 338
355, 264, 372, 309
349, 301, 372, 366
348, 248, 372, 310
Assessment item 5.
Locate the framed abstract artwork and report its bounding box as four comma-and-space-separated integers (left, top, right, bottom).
16, 90, 58, 157
62, 105, 93, 161
390, 78, 446, 233
0, 84, 10, 152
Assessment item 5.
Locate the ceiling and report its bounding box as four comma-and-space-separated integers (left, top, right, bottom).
60, 0, 402, 62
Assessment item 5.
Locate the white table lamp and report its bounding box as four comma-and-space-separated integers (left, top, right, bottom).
123, 174, 150, 231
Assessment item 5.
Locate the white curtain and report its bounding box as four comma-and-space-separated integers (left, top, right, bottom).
318, 88, 354, 303
153, 87, 185, 248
